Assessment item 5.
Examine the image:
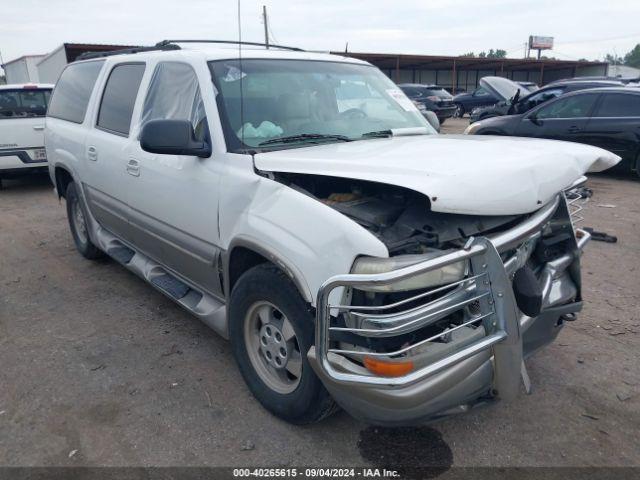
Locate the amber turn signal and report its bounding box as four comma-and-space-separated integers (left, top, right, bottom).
363, 357, 414, 377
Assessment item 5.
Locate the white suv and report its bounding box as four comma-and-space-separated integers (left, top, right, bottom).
0, 83, 53, 187
46, 41, 619, 425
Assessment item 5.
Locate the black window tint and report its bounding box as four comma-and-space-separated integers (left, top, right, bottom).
595, 93, 640, 117
47, 61, 104, 123
400, 87, 420, 97
0, 89, 51, 118
535, 93, 598, 119
97, 63, 146, 135
423, 88, 452, 99
525, 88, 564, 106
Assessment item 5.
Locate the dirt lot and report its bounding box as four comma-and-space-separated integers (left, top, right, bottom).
1, 121, 639, 471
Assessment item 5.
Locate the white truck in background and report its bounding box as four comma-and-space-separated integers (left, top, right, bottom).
0, 83, 53, 188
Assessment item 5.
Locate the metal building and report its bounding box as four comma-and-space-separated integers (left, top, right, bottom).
36, 43, 137, 84
2, 55, 46, 84
336, 52, 610, 91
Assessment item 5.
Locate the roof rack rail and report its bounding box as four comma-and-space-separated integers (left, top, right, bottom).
76, 43, 181, 61
156, 39, 305, 52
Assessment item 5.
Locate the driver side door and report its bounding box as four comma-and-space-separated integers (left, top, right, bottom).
515, 92, 600, 143
126, 61, 224, 297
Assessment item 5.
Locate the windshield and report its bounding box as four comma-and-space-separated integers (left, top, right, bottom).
0, 88, 51, 119
208, 59, 433, 151
480, 76, 529, 103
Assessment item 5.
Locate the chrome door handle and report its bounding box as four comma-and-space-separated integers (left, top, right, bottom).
126, 158, 140, 177
567, 126, 581, 133
87, 146, 98, 161
33, 125, 45, 131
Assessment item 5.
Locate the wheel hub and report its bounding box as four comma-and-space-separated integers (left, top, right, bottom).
72, 199, 87, 244
259, 323, 288, 370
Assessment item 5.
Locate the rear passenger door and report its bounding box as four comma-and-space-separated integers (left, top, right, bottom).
83, 62, 146, 241
582, 92, 640, 164
126, 61, 224, 297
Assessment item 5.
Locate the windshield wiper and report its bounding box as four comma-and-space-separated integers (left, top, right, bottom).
362, 130, 392, 138
362, 127, 431, 139
258, 133, 352, 146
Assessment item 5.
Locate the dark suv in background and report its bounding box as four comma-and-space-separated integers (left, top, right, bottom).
470, 77, 625, 123
465, 87, 640, 177
398, 84, 456, 123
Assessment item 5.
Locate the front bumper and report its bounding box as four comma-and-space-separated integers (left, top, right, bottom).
433, 105, 457, 120
309, 188, 589, 425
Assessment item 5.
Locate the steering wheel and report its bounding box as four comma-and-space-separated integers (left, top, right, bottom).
339, 108, 367, 120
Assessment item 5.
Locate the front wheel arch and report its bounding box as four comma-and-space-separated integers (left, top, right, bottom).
224, 240, 313, 304
54, 165, 74, 199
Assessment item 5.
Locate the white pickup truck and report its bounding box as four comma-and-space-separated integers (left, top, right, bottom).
45, 41, 619, 425
0, 83, 53, 187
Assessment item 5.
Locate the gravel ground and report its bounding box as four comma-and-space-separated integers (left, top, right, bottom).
1, 124, 639, 470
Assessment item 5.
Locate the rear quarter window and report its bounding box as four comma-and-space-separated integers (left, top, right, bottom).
48, 60, 105, 123
595, 93, 640, 117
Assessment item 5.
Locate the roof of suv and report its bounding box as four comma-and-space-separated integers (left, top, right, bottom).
75, 43, 371, 66
564, 86, 640, 94
550, 79, 623, 87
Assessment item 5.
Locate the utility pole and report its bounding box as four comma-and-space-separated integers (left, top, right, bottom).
262, 5, 269, 49
0, 50, 5, 84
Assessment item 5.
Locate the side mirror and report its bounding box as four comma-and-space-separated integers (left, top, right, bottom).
423, 110, 440, 133
140, 119, 211, 157
528, 113, 543, 126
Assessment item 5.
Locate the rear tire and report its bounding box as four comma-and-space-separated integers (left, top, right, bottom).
65, 181, 103, 260
229, 264, 337, 424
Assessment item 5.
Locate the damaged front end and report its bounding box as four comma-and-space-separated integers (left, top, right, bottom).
278, 173, 589, 425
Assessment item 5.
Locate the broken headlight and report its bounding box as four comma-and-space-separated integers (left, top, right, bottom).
351, 253, 467, 292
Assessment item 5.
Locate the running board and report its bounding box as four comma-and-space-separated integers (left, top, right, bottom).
93, 226, 228, 339
108, 245, 135, 265
151, 274, 190, 300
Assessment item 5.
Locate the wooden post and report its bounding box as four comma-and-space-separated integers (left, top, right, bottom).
395, 56, 400, 83
539, 62, 545, 85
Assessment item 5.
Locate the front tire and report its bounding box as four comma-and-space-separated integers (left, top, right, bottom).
65, 181, 103, 260
229, 264, 337, 424
453, 103, 465, 118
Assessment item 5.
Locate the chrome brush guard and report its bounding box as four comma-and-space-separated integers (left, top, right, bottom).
314, 194, 584, 401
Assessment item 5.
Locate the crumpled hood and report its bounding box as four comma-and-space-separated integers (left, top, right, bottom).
254, 135, 620, 215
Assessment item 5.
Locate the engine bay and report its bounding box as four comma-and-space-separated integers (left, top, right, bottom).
275, 173, 523, 254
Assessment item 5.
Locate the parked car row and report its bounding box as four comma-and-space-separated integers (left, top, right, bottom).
465, 87, 640, 177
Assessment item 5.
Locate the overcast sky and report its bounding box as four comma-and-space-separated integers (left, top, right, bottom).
2, 0, 639, 68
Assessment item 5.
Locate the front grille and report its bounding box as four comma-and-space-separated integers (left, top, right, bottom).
316, 196, 562, 387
